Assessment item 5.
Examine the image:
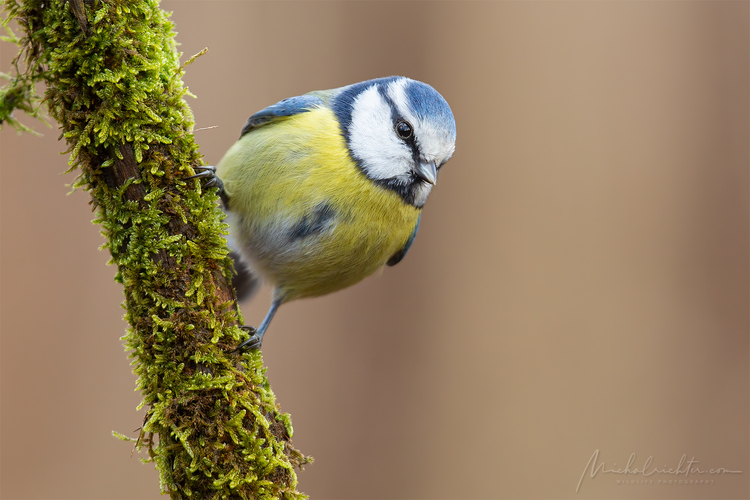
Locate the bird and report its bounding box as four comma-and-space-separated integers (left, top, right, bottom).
191, 76, 456, 349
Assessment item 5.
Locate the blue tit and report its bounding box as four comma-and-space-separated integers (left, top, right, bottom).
204, 76, 456, 349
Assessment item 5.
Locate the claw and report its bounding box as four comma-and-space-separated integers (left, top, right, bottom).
187, 166, 228, 207
234, 298, 280, 351
186, 165, 216, 180
236, 325, 262, 351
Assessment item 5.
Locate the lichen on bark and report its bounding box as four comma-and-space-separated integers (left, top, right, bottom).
1, 1, 310, 498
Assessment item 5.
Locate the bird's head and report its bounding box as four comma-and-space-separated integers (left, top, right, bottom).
332, 76, 456, 208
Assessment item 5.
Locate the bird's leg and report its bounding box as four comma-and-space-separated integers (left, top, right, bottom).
186, 165, 229, 207
237, 298, 282, 351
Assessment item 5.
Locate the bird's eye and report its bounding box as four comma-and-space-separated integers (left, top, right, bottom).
395, 120, 413, 140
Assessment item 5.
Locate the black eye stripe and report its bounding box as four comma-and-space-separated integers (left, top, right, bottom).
375, 84, 423, 168
377, 85, 414, 138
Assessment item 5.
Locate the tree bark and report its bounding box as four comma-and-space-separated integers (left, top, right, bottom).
1, 1, 309, 498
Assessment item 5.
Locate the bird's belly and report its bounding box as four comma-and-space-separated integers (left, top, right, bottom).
235, 201, 418, 301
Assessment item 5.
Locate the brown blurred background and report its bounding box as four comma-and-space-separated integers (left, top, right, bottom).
1, 1, 748, 499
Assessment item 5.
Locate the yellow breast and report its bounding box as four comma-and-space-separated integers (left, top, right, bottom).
217, 106, 421, 302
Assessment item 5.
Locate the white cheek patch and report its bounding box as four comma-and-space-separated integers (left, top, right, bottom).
348, 85, 412, 181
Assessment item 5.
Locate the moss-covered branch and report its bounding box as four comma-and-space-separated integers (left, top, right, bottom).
1, 1, 309, 497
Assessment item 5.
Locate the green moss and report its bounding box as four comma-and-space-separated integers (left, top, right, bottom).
1, 1, 310, 498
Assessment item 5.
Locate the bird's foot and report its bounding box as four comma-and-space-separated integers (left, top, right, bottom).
186, 165, 221, 187
186, 165, 229, 206
236, 325, 262, 351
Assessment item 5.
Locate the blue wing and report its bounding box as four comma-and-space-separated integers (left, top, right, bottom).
239, 94, 325, 138
387, 214, 421, 266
